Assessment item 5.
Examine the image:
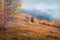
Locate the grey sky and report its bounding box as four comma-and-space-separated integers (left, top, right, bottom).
21, 0, 60, 20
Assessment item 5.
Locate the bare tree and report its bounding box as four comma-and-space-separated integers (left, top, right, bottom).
0, 0, 4, 29
4, 0, 21, 30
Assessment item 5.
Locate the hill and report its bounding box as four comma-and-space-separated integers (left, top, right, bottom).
0, 13, 60, 40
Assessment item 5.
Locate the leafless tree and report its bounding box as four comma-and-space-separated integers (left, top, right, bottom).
4, 0, 21, 30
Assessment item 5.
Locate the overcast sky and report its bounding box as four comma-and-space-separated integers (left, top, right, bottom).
21, 0, 60, 20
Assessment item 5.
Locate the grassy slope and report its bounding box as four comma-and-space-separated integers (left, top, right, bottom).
0, 22, 60, 40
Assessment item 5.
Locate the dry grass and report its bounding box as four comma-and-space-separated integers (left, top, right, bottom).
0, 22, 60, 40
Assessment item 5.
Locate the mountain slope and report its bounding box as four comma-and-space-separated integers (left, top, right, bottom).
0, 13, 60, 40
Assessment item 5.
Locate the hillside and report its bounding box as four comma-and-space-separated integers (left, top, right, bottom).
0, 13, 60, 40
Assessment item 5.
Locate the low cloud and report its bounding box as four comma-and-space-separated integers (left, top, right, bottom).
21, 0, 60, 20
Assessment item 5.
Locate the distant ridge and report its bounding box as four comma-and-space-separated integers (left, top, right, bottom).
21, 9, 53, 21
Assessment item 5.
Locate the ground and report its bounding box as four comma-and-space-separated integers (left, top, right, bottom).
0, 22, 60, 40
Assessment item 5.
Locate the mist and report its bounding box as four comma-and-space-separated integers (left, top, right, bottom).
21, 0, 60, 20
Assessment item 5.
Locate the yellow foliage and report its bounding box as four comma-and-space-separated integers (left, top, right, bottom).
28, 21, 33, 25
34, 17, 39, 25
40, 20, 48, 24
57, 22, 60, 26
48, 21, 55, 26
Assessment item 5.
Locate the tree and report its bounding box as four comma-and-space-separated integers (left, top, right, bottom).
0, 0, 4, 29
34, 17, 39, 25
4, 0, 21, 30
